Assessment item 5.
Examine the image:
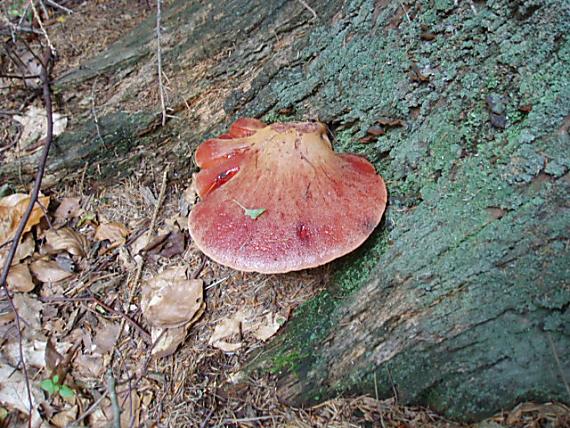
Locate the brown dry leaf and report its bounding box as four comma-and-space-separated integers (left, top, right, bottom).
179, 182, 198, 216
53, 197, 81, 223
12, 294, 43, 339
158, 231, 186, 258
6, 263, 35, 292
89, 388, 140, 428
30, 258, 74, 283
45, 338, 64, 372
209, 310, 249, 353
0, 193, 50, 244
45, 227, 88, 257
94, 221, 129, 247
93, 320, 121, 354
0, 233, 36, 267
247, 311, 288, 342
3, 337, 46, 369
150, 302, 206, 358
119, 388, 140, 428
73, 353, 104, 381
130, 230, 151, 255
151, 326, 187, 358
0, 361, 43, 427
51, 405, 78, 428
142, 232, 170, 254
141, 267, 204, 329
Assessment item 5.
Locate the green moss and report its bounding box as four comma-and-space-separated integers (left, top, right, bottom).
262, 111, 296, 124
270, 351, 306, 375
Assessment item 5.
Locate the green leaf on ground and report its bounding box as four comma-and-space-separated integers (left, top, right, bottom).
233, 200, 266, 220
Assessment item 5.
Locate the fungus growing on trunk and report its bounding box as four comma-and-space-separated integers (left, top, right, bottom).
189, 118, 387, 273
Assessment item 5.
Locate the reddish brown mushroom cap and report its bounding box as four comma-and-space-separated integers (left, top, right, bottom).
189, 119, 387, 273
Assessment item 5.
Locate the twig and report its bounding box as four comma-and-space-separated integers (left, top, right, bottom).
0, 239, 13, 250
0, 73, 41, 80
373, 371, 379, 400
547, 333, 570, 398
36, 197, 53, 229
107, 368, 122, 428
205, 275, 230, 290
30, 0, 56, 55
78, 162, 88, 195
89, 293, 152, 343
386, 365, 398, 403
90, 81, 107, 149
215, 415, 281, 427
156, 0, 167, 126
44, 0, 73, 14
199, 409, 214, 428
296, 0, 318, 20
149, 165, 170, 235
398, 0, 411, 23
0, 49, 54, 426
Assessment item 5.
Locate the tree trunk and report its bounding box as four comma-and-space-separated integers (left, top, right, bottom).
3, 0, 568, 421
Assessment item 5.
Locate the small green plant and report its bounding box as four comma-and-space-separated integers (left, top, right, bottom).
40, 375, 75, 399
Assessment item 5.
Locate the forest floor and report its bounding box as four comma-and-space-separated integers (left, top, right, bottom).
0, 1, 568, 427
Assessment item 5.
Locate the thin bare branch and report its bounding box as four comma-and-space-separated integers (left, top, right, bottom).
44, 0, 73, 14
107, 368, 122, 428
156, 0, 167, 126
30, 0, 56, 55
0, 48, 54, 427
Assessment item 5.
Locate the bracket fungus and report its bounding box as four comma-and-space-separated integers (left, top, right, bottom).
189, 118, 387, 274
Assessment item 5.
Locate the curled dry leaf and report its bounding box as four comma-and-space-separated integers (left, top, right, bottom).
94, 221, 129, 247
6, 263, 35, 292
142, 266, 206, 357
150, 326, 188, 358
0, 193, 50, 244
209, 310, 248, 353
248, 311, 288, 342
209, 310, 288, 352
150, 301, 206, 357
0, 232, 36, 268
45, 227, 88, 257
30, 258, 74, 283
141, 267, 204, 329
53, 197, 81, 223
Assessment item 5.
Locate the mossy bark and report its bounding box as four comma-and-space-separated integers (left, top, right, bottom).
3, 0, 568, 421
